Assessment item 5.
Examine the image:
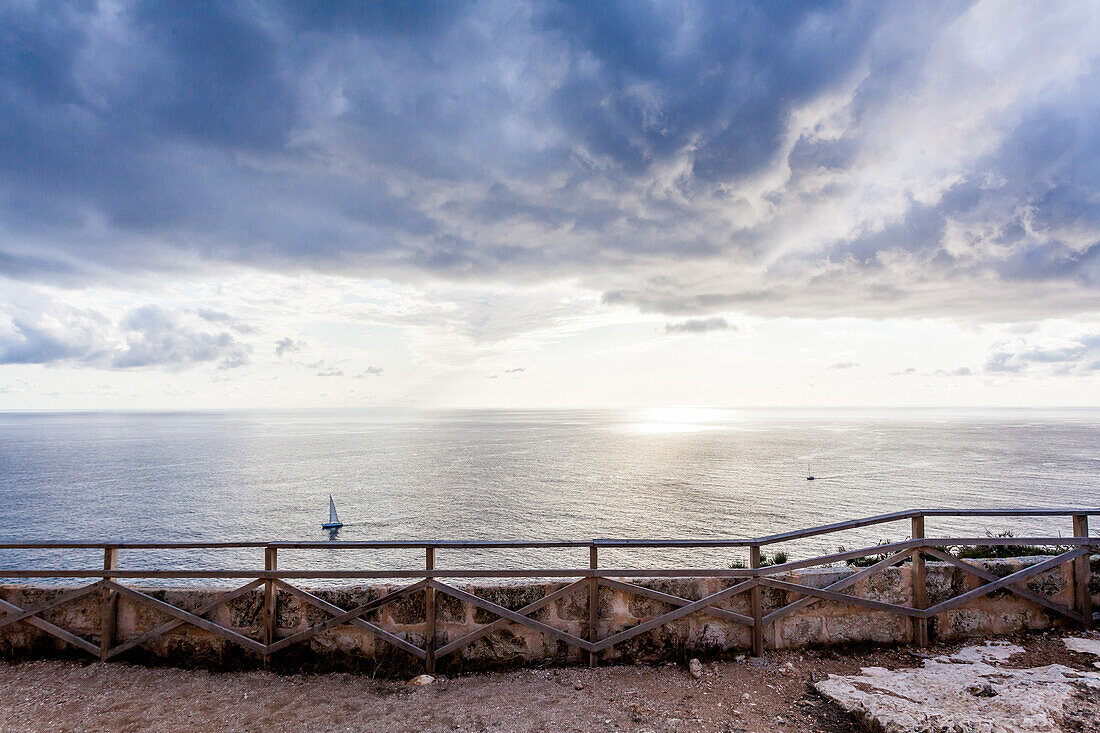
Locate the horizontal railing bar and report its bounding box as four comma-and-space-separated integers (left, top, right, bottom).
0, 508, 1096, 551
0, 506, 1091, 550
756, 540, 920, 574
591, 539, 755, 547
1, 536, 1091, 555
919, 509, 1100, 517
0, 538, 1094, 580
0, 568, 758, 579
753, 510, 920, 546
0, 543, 271, 550
922, 537, 1095, 546
270, 540, 592, 549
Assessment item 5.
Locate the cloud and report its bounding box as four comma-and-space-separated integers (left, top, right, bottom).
0, 304, 250, 370
894, 365, 975, 376
316, 368, 344, 377
504, 367, 525, 373
354, 367, 384, 377
275, 337, 304, 357
198, 309, 255, 333
828, 362, 859, 370
985, 334, 1100, 374
665, 317, 733, 334
0, 0, 1097, 326
933, 367, 973, 377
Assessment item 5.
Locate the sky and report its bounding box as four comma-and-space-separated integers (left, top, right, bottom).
1, 0, 1098, 410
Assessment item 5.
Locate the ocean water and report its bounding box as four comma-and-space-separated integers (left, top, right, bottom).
0, 408, 1097, 585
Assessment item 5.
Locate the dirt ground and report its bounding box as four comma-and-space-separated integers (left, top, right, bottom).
0, 632, 1095, 733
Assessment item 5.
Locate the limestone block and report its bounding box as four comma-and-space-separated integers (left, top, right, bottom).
925, 563, 963, 605
823, 611, 909, 644
773, 614, 826, 649
470, 584, 552, 625
553, 582, 592, 621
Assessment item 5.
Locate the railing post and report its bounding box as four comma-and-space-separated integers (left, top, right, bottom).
425, 547, 436, 673
750, 545, 763, 657
1073, 514, 1092, 630
263, 547, 277, 665
588, 544, 599, 668
99, 546, 118, 662
911, 515, 929, 647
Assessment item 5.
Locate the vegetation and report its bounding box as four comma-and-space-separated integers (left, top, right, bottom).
955, 531, 1068, 559
841, 531, 1065, 567
728, 550, 789, 569
727, 531, 1065, 571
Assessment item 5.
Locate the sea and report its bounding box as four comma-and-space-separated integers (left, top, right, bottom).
0, 407, 1097, 585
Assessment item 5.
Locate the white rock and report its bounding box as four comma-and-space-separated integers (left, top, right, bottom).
688, 658, 704, 679
1064, 636, 1100, 658
815, 641, 1100, 733
406, 674, 435, 686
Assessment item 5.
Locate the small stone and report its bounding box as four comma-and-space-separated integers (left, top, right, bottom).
406, 674, 434, 686
734, 654, 746, 662
688, 658, 704, 679
573, 681, 584, 690
967, 682, 997, 697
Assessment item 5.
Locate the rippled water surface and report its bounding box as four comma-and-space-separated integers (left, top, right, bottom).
1, 408, 1097, 584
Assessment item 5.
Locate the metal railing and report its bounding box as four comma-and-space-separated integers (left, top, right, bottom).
0, 508, 1096, 673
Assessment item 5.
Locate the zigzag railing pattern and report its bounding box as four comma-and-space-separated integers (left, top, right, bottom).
0, 508, 1096, 673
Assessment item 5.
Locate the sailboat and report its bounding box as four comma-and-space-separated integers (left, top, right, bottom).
322, 495, 343, 529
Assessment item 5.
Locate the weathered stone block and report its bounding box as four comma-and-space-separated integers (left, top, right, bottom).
470, 584, 551, 625
824, 612, 909, 644
774, 614, 826, 648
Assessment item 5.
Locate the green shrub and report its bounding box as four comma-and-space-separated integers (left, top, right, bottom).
728, 549, 789, 569
955, 530, 1067, 559
840, 530, 1066, 567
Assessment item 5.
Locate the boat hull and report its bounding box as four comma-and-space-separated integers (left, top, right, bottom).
321, 522, 343, 529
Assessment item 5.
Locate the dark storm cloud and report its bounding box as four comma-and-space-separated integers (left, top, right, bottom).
0, 0, 1098, 322
539, 1, 882, 179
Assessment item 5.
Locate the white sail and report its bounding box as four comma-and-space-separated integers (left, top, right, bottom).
328, 495, 339, 524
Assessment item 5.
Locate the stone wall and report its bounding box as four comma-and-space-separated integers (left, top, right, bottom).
2, 556, 1096, 676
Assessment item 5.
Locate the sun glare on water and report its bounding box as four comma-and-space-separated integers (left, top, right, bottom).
628, 406, 735, 434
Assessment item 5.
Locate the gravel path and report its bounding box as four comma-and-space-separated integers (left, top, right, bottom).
0, 634, 1087, 732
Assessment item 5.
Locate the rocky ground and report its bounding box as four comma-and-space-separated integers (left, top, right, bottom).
0, 632, 1097, 732
816, 636, 1100, 732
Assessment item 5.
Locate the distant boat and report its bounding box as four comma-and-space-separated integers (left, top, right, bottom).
322, 495, 343, 529
806, 475, 815, 480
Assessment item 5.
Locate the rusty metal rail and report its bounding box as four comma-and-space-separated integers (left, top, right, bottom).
0, 508, 1096, 672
